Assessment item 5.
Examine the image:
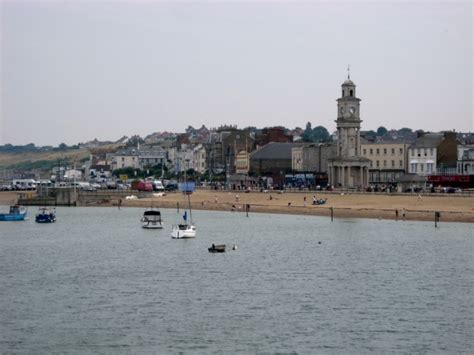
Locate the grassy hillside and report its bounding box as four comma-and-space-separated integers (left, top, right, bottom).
0, 149, 90, 169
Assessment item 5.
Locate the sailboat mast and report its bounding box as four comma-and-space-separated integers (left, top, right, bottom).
188, 193, 193, 224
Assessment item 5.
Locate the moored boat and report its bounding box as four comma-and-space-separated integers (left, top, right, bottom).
35, 207, 56, 223
141, 209, 164, 229
171, 181, 196, 239
0, 205, 27, 221
208, 244, 226, 253
171, 222, 196, 239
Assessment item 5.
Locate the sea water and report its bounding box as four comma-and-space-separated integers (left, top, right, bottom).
0, 207, 473, 352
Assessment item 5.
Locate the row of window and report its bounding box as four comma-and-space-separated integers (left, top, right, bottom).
410, 148, 434, 157
363, 147, 404, 156
410, 163, 434, 173
369, 160, 404, 168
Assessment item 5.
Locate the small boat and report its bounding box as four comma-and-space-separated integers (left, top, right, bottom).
208, 244, 226, 253
171, 223, 196, 239
141, 209, 163, 229
0, 205, 27, 221
35, 207, 56, 223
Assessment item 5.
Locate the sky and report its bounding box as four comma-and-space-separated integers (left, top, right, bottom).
0, 0, 472, 146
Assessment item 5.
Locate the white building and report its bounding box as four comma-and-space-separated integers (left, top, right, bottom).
111, 148, 140, 170
457, 145, 474, 175
192, 144, 207, 174
407, 134, 442, 176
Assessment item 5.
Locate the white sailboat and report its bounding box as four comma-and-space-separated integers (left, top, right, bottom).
171, 181, 196, 239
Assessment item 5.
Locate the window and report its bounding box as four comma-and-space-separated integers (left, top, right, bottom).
399, 148, 403, 155
399, 160, 403, 167
391, 160, 395, 167
376, 160, 380, 167
417, 149, 421, 157
391, 148, 395, 155
350, 89, 353, 96
411, 150, 414, 156
420, 163, 424, 172
383, 160, 387, 167
342, 89, 344, 97
363, 149, 367, 155
121, 157, 124, 162
384, 148, 387, 155
424, 149, 427, 156
376, 148, 380, 154
370, 161, 373, 167
370, 149, 373, 155
411, 163, 417, 172
430, 148, 434, 156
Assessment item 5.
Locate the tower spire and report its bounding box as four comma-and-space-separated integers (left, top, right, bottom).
347, 64, 350, 79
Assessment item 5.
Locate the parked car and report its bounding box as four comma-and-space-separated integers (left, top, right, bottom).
165, 182, 178, 192
152, 180, 165, 192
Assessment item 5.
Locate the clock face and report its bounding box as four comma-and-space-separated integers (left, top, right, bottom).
350, 107, 356, 114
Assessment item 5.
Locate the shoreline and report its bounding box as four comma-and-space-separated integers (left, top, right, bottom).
2, 190, 474, 223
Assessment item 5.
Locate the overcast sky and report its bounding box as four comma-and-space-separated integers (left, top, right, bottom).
1, 0, 472, 146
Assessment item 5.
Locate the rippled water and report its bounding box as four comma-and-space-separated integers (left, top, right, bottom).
1, 206, 473, 353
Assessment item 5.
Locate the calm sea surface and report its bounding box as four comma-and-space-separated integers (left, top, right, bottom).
0, 206, 473, 353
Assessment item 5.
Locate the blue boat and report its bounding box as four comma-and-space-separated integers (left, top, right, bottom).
35, 207, 56, 223
0, 205, 27, 221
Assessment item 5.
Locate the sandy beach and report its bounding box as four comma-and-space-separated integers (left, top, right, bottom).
2, 190, 473, 223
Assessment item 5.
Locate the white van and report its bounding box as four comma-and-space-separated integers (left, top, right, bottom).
153, 180, 165, 192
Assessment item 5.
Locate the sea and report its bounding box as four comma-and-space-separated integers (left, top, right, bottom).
0, 206, 473, 353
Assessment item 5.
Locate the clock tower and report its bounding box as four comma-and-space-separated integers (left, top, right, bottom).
328, 69, 370, 188
336, 73, 362, 157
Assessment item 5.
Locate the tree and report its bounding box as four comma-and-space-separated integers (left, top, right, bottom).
126, 135, 144, 148
398, 127, 412, 135
302, 122, 313, 142
58, 143, 68, 151
312, 126, 330, 142
376, 126, 388, 136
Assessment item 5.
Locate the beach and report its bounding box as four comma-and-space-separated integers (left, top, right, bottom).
2, 190, 473, 223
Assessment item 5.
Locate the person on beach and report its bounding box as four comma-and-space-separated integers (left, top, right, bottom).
118, 199, 122, 210
303, 196, 307, 207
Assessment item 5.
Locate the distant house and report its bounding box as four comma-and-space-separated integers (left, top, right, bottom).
407, 132, 458, 176
457, 145, 474, 175
361, 138, 411, 184
138, 147, 167, 169
254, 127, 293, 148
111, 148, 140, 170
292, 143, 336, 173
207, 128, 254, 175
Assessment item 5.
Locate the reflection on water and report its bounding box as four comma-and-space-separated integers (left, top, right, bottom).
1, 207, 473, 352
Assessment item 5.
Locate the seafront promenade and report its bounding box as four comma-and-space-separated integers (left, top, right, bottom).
2, 190, 473, 223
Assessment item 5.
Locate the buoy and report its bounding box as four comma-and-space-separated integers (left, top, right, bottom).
232, 244, 237, 250
318, 241, 322, 244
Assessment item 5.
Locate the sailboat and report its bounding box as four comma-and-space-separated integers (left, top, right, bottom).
171, 181, 196, 239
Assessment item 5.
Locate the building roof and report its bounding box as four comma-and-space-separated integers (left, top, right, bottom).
361, 136, 413, 145
250, 142, 302, 160
409, 133, 444, 148
342, 79, 355, 86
